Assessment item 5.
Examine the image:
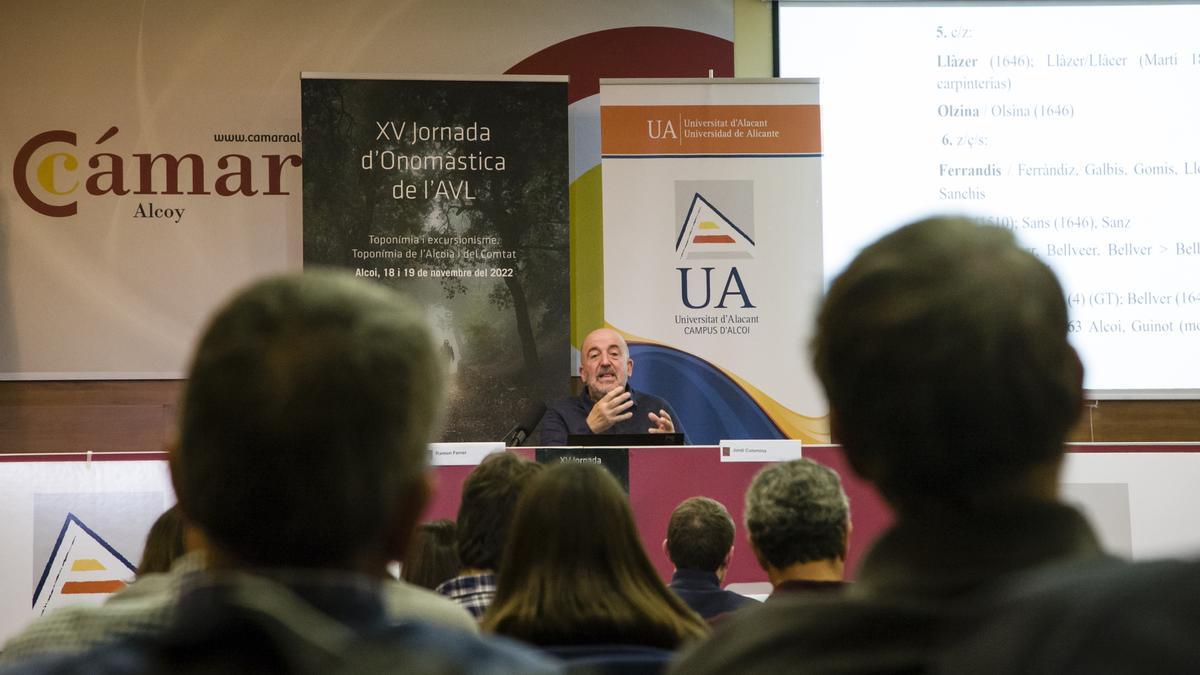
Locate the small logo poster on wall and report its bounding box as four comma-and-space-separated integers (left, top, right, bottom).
32, 514, 137, 615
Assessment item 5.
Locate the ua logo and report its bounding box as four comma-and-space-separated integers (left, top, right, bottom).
677, 266, 756, 309
647, 119, 677, 140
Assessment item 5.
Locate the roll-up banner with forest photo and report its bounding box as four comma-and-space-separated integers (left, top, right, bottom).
301, 74, 569, 441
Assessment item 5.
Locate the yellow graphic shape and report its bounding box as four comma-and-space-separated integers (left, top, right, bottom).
71, 558, 106, 572
37, 153, 79, 195
570, 164, 605, 348
699, 221, 719, 230
610, 326, 831, 443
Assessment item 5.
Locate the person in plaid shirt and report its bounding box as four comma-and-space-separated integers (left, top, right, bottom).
437, 452, 542, 619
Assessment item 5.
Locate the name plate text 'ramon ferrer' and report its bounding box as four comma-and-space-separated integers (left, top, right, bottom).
429, 442, 504, 466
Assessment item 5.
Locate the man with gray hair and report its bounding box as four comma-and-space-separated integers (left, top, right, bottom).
744, 459, 849, 600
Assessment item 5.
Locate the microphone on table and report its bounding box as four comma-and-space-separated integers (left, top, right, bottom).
503, 402, 547, 447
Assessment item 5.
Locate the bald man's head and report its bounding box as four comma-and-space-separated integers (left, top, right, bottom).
579, 328, 633, 401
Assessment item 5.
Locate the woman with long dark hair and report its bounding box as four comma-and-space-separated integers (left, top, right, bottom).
482, 462, 708, 649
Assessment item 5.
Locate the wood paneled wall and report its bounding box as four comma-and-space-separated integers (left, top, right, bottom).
1069, 399, 1200, 442
1, 381, 1197, 454
0, 381, 182, 454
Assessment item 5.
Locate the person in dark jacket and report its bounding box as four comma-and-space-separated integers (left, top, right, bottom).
664, 496, 759, 619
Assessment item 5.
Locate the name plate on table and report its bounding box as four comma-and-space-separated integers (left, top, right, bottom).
429, 442, 505, 467
719, 439, 803, 463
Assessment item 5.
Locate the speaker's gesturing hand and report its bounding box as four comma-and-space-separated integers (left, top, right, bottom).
586, 385, 634, 433
648, 409, 675, 434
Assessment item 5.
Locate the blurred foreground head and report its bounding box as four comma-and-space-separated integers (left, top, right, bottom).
812, 216, 1083, 512
173, 270, 445, 570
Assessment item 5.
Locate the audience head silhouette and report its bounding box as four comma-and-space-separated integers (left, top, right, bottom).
668, 216, 1098, 675
663, 496, 760, 620
402, 519, 460, 591
136, 504, 188, 576
173, 270, 445, 571
484, 462, 708, 648
666, 497, 735, 576
5, 272, 558, 673
455, 451, 544, 573
812, 216, 1083, 512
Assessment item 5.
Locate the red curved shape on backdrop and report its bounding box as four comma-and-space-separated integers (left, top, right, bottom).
505, 26, 734, 105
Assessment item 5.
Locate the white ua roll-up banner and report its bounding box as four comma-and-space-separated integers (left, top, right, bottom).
599, 79, 828, 445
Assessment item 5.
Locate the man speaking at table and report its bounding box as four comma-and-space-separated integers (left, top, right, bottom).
538, 328, 686, 445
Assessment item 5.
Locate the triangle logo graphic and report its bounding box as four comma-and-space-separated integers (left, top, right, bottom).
675, 193, 755, 260
32, 513, 137, 615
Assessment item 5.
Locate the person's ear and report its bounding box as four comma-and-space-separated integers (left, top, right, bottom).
842, 519, 853, 560
166, 438, 188, 520
748, 537, 768, 572
183, 523, 207, 555
1067, 344, 1086, 422
828, 409, 841, 441
833, 409, 884, 483
384, 470, 434, 561
714, 545, 734, 584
